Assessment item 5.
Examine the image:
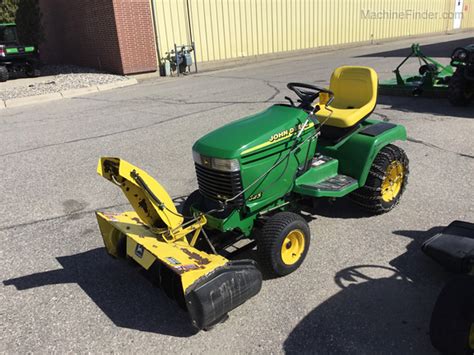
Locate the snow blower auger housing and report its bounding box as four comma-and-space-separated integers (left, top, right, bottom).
96, 158, 262, 330
96, 66, 409, 330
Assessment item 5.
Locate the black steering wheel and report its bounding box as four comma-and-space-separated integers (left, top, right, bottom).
286, 82, 334, 109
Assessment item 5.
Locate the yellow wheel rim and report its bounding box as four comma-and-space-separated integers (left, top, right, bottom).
381, 161, 405, 202
281, 229, 305, 265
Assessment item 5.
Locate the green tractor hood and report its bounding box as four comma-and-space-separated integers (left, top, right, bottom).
193, 105, 309, 159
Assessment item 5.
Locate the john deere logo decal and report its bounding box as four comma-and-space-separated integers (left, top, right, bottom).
135, 244, 144, 258
269, 124, 306, 142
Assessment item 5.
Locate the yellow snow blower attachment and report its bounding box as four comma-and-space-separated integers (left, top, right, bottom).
95, 157, 262, 329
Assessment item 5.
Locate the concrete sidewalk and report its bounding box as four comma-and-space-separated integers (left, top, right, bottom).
0, 77, 137, 108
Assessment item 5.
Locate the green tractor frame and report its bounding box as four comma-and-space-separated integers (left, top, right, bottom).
0, 23, 41, 82
96, 66, 410, 330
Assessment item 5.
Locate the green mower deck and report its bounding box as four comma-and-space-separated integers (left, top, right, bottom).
379, 43, 453, 97
379, 75, 450, 97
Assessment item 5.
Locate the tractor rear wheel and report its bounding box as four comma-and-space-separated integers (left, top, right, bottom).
0, 66, 8, 82
258, 212, 310, 277
350, 144, 409, 214
449, 70, 473, 106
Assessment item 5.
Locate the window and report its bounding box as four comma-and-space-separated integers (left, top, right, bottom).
0, 26, 19, 44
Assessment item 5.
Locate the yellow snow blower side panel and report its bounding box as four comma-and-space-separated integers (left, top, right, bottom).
96, 211, 228, 290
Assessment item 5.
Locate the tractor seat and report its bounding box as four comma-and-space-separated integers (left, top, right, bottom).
317, 66, 378, 129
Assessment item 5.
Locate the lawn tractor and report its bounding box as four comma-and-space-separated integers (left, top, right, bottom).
379, 43, 453, 97
0, 23, 40, 82
448, 45, 474, 106
96, 66, 409, 330
422, 221, 474, 355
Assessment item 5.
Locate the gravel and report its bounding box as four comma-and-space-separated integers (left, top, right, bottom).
0, 65, 129, 100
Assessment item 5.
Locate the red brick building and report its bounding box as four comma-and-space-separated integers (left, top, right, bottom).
39, 0, 158, 75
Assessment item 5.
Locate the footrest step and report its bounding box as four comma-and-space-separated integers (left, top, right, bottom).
301, 174, 357, 192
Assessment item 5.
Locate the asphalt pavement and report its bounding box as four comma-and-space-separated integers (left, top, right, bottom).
1, 31, 473, 354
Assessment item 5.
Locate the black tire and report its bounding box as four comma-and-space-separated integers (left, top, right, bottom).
430, 276, 474, 355
0, 66, 8, 82
26, 66, 41, 78
181, 190, 219, 251
257, 212, 310, 277
419, 64, 438, 76
449, 70, 473, 106
350, 144, 409, 214
181, 190, 204, 217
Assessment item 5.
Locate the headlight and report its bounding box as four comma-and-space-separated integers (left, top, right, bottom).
192, 151, 240, 172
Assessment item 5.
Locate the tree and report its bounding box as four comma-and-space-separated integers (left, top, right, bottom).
0, 0, 43, 46
0, 0, 18, 22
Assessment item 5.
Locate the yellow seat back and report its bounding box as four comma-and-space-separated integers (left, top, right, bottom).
329, 66, 378, 109
317, 66, 378, 128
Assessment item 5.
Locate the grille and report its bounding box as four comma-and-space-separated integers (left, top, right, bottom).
195, 163, 244, 206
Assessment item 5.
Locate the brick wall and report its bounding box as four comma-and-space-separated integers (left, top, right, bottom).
39, 0, 157, 75
113, 0, 157, 74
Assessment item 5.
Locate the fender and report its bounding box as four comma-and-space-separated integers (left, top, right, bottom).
318, 119, 407, 186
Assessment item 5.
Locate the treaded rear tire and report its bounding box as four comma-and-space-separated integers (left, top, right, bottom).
449, 70, 472, 106
350, 144, 409, 214
257, 212, 310, 277
0, 66, 8, 82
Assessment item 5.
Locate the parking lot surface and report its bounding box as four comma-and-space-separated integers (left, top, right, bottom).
1, 32, 473, 353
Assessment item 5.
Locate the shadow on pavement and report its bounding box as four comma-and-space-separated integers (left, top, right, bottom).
357, 37, 474, 58
284, 226, 449, 354
299, 197, 373, 220
378, 95, 474, 118
3, 247, 198, 337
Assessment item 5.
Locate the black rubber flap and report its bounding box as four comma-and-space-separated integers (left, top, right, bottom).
422, 220, 474, 273
185, 259, 262, 330
359, 122, 396, 137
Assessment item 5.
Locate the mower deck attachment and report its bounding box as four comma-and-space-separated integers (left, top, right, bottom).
379, 43, 453, 97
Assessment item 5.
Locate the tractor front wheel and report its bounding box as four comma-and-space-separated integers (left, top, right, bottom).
0, 66, 8, 82
257, 212, 310, 277
350, 144, 409, 214
181, 190, 203, 217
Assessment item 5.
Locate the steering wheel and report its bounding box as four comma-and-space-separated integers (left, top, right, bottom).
286, 82, 334, 109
